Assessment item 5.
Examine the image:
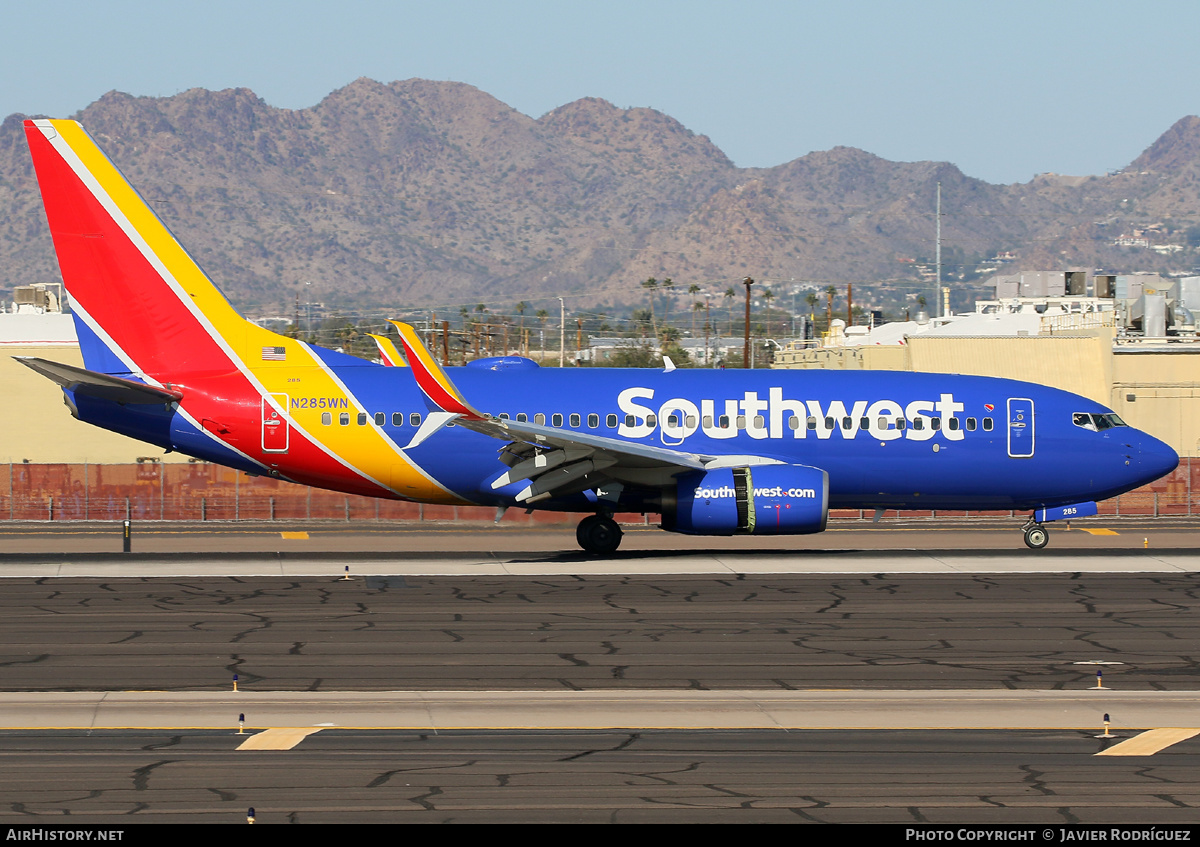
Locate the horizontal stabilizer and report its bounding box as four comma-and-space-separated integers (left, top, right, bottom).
16, 357, 183, 404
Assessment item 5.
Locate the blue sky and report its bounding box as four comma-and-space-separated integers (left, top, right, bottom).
5, 1, 1198, 184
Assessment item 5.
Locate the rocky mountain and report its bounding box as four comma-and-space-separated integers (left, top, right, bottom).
1, 79, 1198, 316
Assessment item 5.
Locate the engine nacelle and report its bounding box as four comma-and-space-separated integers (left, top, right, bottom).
663, 464, 829, 535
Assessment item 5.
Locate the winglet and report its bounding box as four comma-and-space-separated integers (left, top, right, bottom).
389, 321, 485, 420
367, 333, 407, 367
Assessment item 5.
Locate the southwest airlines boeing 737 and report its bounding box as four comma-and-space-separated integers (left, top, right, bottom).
16, 120, 1179, 553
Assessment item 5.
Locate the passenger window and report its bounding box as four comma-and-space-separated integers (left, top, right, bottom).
374, 412, 385, 426
896, 418, 906, 431
931, 418, 941, 431
860, 417, 870, 430
877, 417, 887, 430
824, 416, 834, 430
807, 416, 817, 430
646, 414, 657, 427
842, 417, 852, 430
788, 416, 800, 430
948, 417, 960, 431
322, 412, 332, 426
667, 413, 680, 427
535, 413, 546, 425
517, 413, 528, 423
499, 413, 510, 420
339, 412, 350, 426
720, 415, 731, 428
551, 413, 563, 427
966, 417, 976, 431
392, 412, 402, 426
983, 418, 993, 432
736, 415, 746, 429
588, 414, 599, 428
570, 413, 581, 427
913, 418, 924, 431
606, 414, 617, 428
753, 415, 765, 429
685, 415, 697, 428
410, 413, 422, 427
625, 414, 635, 427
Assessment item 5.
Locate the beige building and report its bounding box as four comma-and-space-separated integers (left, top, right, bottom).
2, 313, 190, 464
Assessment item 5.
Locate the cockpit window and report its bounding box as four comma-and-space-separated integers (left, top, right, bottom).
1073, 412, 1127, 431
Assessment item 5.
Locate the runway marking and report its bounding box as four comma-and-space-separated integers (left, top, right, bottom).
1079, 528, 1119, 536
237, 727, 325, 750
279, 531, 309, 540
1095, 727, 1200, 756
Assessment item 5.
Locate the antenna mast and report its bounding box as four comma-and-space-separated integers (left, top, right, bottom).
935, 181, 942, 319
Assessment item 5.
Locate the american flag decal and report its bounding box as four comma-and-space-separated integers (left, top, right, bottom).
261, 346, 286, 361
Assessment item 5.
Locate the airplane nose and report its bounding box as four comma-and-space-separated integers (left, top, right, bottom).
1138, 433, 1179, 482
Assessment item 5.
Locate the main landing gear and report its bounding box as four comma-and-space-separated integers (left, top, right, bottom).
1022, 520, 1049, 550
576, 514, 623, 555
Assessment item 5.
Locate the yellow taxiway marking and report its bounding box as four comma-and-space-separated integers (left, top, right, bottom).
237, 727, 325, 750
279, 531, 309, 540
1095, 727, 1200, 756
1079, 528, 1119, 536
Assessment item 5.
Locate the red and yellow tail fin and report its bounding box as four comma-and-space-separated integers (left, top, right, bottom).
23, 119, 269, 378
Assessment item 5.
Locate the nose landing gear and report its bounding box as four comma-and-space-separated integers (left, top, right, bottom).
576, 514, 622, 555
1022, 520, 1049, 549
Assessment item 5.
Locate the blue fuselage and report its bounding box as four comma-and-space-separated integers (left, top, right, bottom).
72, 353, 1179, 516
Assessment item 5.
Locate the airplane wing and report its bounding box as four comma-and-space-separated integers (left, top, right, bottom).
367, 333, 407, 367
390, 322, 781, 504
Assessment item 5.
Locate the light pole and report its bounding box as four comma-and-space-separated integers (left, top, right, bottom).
558, 297, 565, 367
742, 276, 754, 369
704, 294, 712, 366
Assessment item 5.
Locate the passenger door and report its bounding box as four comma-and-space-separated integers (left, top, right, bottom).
261, 393, 289, 453
1007, 397, 1034, 458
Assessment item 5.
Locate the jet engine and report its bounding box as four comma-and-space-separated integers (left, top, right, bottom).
662, 464, 829, 535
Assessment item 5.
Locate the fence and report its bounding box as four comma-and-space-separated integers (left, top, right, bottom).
0, 462, 633, 525
1, 460, 1197, 523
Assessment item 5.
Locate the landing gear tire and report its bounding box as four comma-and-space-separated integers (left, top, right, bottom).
1023, 524, 1049, 550
576, 514, 622, 555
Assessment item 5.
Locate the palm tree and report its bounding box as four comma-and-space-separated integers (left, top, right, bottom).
804, 291, 819, 338
661, 277, 675, 333
687, 284, 701, 335
825, 285, 838, 330
641, 277, 660, 342
762, 288, 775, 337
515, 301, 528, 355
724, 286, 736, 335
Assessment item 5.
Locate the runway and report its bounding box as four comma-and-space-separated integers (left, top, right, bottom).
1, 520, 1198, 823
2, 689, 1198, 731
6, 728, 1198, 824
